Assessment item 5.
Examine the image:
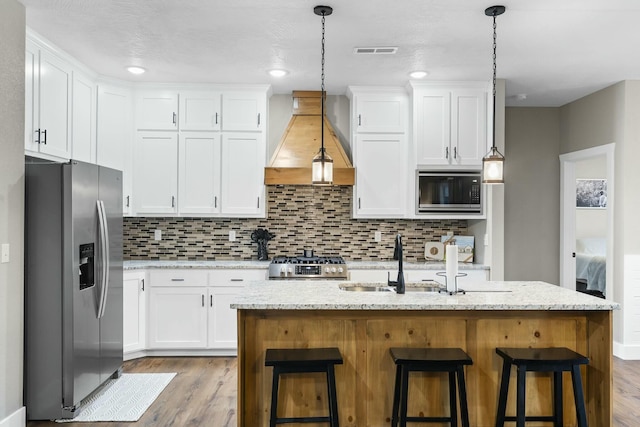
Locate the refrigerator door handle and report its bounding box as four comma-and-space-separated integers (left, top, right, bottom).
96, 200, 110, 319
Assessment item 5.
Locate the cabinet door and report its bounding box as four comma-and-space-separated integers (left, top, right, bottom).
179, 91, 221, 131
134, 132, 178, 214
135, 90, 178, 130
179, 133, 220, 214
451, 90, 487, 166
147, 287, 207, 349
355, 94, 406, 133
208, 287, 242, 350
25, 41, 39, 153
220, 133, 265, 216
221, 92, 265, 131
38, 49, 72, 159
72, 71, 96, 163
415, 90, 451, 166
123, 273, 146, 355
354, 134, 406, 217
97, 84, 134, 214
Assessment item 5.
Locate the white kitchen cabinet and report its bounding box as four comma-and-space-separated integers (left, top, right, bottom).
220, 133, 266, 216
179, 91, 221, 131
25, 39, 72, 160
135, 90, 179, 130
353, 134, 407, 218
221, 91, 266, 132
147, 286, 208, 349
208, 269, 265, 350
413, 83, 488, 167
178, 132, 221, 215
123, 271, 146, 358
96, 83, 134, 215
352, 92, 407, 133
134, 132, 178, 214
71, 70, 96, 163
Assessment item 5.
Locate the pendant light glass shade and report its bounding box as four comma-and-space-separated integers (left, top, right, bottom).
483, 5, 506, 184
312, 147, 333, 185
482, 146, 505, 183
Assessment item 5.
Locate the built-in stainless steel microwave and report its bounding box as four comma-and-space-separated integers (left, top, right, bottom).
416, 171, 482, 214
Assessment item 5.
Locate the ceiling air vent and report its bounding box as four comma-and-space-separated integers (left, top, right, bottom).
354, 47, 398, 54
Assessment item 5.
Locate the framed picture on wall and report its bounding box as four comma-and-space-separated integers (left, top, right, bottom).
576, 179, 607, 208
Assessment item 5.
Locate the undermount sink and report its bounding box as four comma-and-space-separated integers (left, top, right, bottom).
339, 284, 392, 292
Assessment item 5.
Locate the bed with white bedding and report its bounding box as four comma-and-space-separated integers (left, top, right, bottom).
576, 238, 606, 295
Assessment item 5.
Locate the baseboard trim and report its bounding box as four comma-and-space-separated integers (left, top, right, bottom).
0, 407, 25, 427
613, 340, 640, 360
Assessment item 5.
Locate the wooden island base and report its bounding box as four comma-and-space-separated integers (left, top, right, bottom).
237, 309, 612, 427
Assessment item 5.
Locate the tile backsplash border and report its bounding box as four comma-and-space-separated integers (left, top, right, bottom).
124, 185, 468, 262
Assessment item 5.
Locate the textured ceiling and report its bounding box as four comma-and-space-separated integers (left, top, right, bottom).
18, 0, 640, 106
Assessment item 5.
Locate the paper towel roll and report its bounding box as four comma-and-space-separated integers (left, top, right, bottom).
446, 245, 458, 292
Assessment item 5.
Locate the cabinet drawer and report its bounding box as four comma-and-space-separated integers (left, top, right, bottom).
149, 270, 209, 287
209, 269, 266, 286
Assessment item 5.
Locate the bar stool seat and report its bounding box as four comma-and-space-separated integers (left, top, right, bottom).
495, 347, 589, 427
265, 347, 343, 427
389, 347, 473, 427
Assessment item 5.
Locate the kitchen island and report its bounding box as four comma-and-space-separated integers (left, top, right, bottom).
232, 280, 618, 427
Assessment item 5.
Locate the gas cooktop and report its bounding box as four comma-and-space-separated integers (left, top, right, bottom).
269, 255, 348, 279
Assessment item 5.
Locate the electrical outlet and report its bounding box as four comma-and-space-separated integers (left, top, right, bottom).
374, 231, 382, 242
154, 229, 162, 241
1, 244, 9, 263
229, 230, 236, 242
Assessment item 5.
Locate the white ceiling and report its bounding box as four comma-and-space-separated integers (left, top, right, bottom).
18, 0, 640, 107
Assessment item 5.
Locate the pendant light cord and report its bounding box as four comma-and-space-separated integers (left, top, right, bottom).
320, 10, 326, 161
491, 11, 497, 151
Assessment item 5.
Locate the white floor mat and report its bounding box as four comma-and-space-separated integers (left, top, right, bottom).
57, 373, 176, 422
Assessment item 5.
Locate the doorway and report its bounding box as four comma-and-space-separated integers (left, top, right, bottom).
559, 143, 614, 299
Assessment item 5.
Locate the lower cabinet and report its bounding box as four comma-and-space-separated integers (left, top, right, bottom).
123, 271, 146, 358
144, 268, 266, 354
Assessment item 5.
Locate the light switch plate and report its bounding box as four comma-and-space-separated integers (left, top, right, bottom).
229, 230, 236, 242
154, 229, 162, 241
1, 243, 9, 263
374, 231, 382, 242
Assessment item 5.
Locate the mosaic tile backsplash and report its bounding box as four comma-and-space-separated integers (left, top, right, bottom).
123, 185, 468, 262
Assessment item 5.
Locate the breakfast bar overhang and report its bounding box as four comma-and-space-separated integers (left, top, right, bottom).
232, 281, 618, 427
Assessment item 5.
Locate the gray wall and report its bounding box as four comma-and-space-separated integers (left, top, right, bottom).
0, 0, 26, 421
504, 107, 560, 284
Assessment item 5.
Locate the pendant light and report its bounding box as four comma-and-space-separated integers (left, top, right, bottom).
312, 5, 334, 186
482, 5, 506, 184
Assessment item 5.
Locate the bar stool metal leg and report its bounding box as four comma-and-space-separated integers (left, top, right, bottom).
326, 364, 340, 427
269, 366, 281, 427
391, 364, 402, 427
495, 359, 510, 427
571, 365, 588, 427
516, 365, 526, 427
399, 365, 409, 427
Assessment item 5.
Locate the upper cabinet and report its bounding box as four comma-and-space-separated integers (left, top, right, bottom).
71, 70, 97, 164
134, 90, 179, 131
412, 82, 488, 168
179, 91, 221, 131
221, 92, 266, 132
347, 87, 410, 218
25, 39, 72, 160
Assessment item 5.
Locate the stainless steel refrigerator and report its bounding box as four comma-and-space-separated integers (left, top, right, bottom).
24, 159, 123, 420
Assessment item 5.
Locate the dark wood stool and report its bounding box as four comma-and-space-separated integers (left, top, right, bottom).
389, 347, 473, 427
495, 347, 589, 427
265, 347, 343, 427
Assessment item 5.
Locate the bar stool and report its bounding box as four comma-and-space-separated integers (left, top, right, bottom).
265, 347, 343, 427
495, 347, 589, 427
389, 347, 473, 427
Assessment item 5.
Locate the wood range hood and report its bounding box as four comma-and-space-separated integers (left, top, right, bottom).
264, 91, 355, 185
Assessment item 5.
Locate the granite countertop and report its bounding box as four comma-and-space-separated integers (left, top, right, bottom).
123, 260, 487, 270
230, 280, 619, 311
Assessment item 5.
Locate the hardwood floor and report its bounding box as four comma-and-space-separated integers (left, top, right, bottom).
26, 356, 639, 426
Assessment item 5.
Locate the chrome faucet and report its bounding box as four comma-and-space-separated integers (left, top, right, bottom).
388, 234, 405, 294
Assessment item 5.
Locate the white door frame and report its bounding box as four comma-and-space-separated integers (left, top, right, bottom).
559, 143, 615, 299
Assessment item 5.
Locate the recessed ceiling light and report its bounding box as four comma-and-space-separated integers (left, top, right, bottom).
269, 69, 288, 77
127, 66, 146, 75
410, 71, 428, 79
